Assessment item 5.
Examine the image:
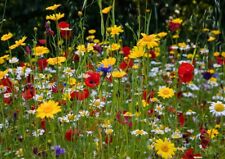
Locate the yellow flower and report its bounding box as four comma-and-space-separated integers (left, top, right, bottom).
112, 70, 126, 78
0, 55, 9, 64
211, 30, 221, 35
157, 32, 167, 38
129, 46, 145, 59
172, 34, 179, 39
107, 25, 123, 36
137, 33, 159, 49
102, 6, 112, 14
158, 87, 174, 99
46, 4, 61, 10
1, 32, 13, 41
76, 44, 86, 52
68, 78, 76, 85
88, 29, 96, 34
33, 46, 50, 56
0, 69, 8, 80
207, 128, 219, 139
213, 52, 220, 57
171, 18, 182, 24
47, 56, 66, 65
221, 52, 225, 57
9, 36, 27, 50
100, 57, 116, 68
154, 138, 176, 159
46, 13, 64, 21
208, 36, 216, 42
187, 54, 193, 59
36, 100, 61, 119
109, 43, 120, 51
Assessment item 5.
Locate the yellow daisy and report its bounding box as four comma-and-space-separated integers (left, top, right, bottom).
102, 6, 112, 14
154, 138, 176, 159
46, 13, 64, 21
158, 87, 174, 99
33, 46, 50, 56
112, 70, 126, 78
36, 100, 61, 119
137, 33, 160, 49
1, 32, 13, 41
46, 4, 61, 11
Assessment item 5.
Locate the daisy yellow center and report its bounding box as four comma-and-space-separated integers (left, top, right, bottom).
214, 103, 225, 112
94, 100, 101, 106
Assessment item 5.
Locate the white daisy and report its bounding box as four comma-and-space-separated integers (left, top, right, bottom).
209, 101, 225, 117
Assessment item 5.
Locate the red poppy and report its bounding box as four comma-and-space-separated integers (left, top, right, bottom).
37, 58, 48, 71
84, 71, 101, 88
58, 21, 72, 40
70, 88, 89, 100
182, 148, 202, 159
22, 84, 36, 100
119, 59, 133, 70
121, 46, 130, 57
169, 21, 182, 32
178, 63, 194, 83
65, 128, 80, 142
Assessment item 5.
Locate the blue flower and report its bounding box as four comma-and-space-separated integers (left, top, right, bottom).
97, 65, 112, 75
52, 145, 65, 157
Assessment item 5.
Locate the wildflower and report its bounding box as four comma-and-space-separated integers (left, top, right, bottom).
47, 56, 66, 65
70, 88, 89, 100
22, 84, 36, 100
58, 21, 72, 39
207, 36, 216, 42
9, 57, 19, 63
109, 43, 120, 51
182, 148, 202, 159
37, 58, 48, 71
46, 13, 64, 21
0, 70, 8, 80
100, 57, 116, 68
137, 33, 159, 49
36, 100, 61, 119
112, 70, 126, 78
119, 59, 133, 70
65, 128, 80, 141
128, 46, 145, 59
178, 63, 194, 83
211, 29, 221, 35
107, 25, 123, 36
209, 101, 225, 117
131, 129, 148, 136
1, 32, 13, 41
116, 111, 132, 127
207, 128, 218, 139
157, 32, 167, 38
52, 145, 65, 157
46, 4, 61, 10
102, 6, 112, 14
158, 87, 174, 99
9, 36, 27, 50
88, 29, 96, 34
169, 18, 182, 32
154, 138, 176, 159
84, 71, 101, 88
33, 46, 49, 56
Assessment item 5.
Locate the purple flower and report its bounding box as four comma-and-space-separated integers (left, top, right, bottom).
52, 145, 65, 157
97, 65, 112, 75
